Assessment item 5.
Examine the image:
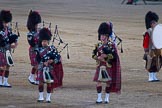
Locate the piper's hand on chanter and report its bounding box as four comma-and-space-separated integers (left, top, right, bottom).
44, 61, 48, 66
44, 59, 54, 66
47, 59, 54, 64
98, 54, 107, 61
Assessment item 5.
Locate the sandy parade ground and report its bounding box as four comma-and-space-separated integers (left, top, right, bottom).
0, 0, 162, 108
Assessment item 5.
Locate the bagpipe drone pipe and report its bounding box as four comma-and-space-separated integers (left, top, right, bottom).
51, 25, 69, 59
38, 21, 69, 59
113, 32, 123, 53
8, 22, 20, 46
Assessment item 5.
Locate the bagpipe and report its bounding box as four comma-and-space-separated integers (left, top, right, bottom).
40, 21, 69, 59
5, 22, 20, 66
42, 21, 52, 31
52, 25, 69, 59
37, 45, 60, 84
112, 32, 123, 53
10, 22, 20, 37
39, 45, 60, 63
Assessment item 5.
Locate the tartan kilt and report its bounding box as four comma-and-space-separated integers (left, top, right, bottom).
93, 46, 121, 93
29, 47, 38, 66
0, 51, 7, 67
37, 69, 44, 82
93, 64, 110, 83
51, 62, 64, 89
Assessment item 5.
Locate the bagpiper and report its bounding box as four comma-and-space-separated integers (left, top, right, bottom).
92, 22, 121, 104
0, 10, 19, 87
27, 10, 41, 85
36, 28, 61, 103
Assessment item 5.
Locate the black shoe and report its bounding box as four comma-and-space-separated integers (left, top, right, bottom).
2, 83, 12, 88
37, 100, 44, 103
28, 79, 38, 85
148, 79, 160, 82
46, 101, 51, 103
148, 80, 154, 82
104, 101, 109, 104
2, 85, 12, 88
96, 101, 102, 104
153, 79, 160, 82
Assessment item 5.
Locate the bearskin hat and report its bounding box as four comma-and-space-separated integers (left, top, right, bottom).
145, 11, 159, 29
39, 28, 52, 41
0, 10, 12, 23
98, 22, 112, 40
27, 10, 41, 31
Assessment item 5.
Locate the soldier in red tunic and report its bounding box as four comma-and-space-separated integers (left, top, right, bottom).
143, 11, 160, 82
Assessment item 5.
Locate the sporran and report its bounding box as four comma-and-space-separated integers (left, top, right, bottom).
5, 50, 14, 66
43, 67, 54, 83
98, 66, 111, 82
